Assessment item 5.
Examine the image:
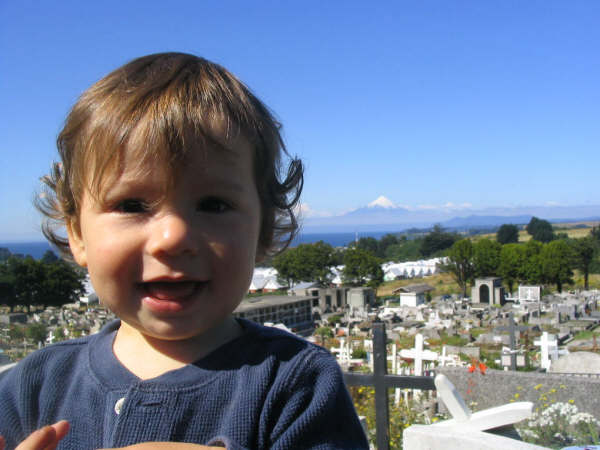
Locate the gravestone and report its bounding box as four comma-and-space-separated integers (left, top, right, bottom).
534, 332, 558, 371
548, 351, 600, 374
518, 286, 541, 302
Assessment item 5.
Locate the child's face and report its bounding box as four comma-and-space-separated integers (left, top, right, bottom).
67, 134, 262, 342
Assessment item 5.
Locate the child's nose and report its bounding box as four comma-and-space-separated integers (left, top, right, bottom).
146, 213, 198, 257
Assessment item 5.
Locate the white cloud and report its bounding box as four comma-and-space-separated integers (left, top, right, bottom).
416, 202, 473, 211
442, 202, 473, 210
295, 203, 334, 218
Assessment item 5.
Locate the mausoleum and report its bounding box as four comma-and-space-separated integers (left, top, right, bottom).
471, 277, 505, 306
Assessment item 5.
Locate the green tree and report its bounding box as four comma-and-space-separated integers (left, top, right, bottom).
444, 239, 474, 298
0, 260, 17, 311
314, 326, 333, 345
272, 241, 334, 286
570, 236, 598, 290
7, 257, 45, 311
8, 324, 25, 340
0, 248, 11, 262
353, 237, 379, 256
472, 239, 501, 278
496, 224, 519, 244
591, 226, 600, 242
526, 217, 554, 243
1, 256, 85, 310
41, 260, 86, 308
420, 224, 459, 257
384, 238, 422, 262
540, 240, 575, 292
41, 250, 59, 264
498, 243, 527, 294
522, 240, 544, 284
342, 248, 383, 288
0, 278, 16, 311
378, 234, 399, 258
25, 323, 48, 344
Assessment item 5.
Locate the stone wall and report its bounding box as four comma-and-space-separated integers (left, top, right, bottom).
443, 345, 480, 358
436, 367, 600, 421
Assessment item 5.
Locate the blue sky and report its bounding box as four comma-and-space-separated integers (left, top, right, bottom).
1, 1, 599, 241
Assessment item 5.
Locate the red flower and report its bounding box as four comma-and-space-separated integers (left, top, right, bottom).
467, 358, 487, 375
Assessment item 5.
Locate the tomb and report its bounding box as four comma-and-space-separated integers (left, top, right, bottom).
471, 277, 505, 306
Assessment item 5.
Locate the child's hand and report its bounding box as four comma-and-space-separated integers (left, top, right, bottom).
0, 420, 70, 450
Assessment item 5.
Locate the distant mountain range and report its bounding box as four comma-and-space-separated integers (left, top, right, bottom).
302, 196, 600, 233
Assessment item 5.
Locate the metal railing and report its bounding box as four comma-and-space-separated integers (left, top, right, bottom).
343, 322, 436, 450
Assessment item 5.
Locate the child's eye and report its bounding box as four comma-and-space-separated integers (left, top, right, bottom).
115, 199, 149, 213
197, 197, 231, 213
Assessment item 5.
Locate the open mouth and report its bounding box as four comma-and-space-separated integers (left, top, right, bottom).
142, 281, 203, 302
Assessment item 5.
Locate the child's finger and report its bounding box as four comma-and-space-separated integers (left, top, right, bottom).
15, 425, 56, 450
0, 434, 6, 450
15, 421, 69, 450
50, 421, 69, 443
45, 421, 70, 450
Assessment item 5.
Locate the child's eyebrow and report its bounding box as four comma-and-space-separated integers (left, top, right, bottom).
201, 178, 246, 194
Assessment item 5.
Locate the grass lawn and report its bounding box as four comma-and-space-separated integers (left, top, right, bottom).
377, 272, 461, 298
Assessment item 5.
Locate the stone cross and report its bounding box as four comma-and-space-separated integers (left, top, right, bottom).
534, 331, 558, 371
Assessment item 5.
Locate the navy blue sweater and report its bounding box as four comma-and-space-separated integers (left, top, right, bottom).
0, 320, 368, 449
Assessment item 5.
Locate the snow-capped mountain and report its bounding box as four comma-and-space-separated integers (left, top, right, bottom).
367, 196, 398, 209
301, 196, 600, 233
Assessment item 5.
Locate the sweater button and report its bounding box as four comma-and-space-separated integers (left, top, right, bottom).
114, 397, 125, 415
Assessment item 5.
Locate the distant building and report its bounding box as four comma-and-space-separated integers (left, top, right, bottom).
0, 313, 27, 325
393, 283, 434, 307
289, 283, 348, 313
233, 295, 313, 333
347, 287, 375, 314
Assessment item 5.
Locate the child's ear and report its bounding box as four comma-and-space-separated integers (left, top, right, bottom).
66, 220, 87, 268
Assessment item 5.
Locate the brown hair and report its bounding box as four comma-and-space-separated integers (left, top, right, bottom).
37, 52, 303, 258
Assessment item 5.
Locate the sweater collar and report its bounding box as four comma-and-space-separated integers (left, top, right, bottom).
88, 319, 263, 390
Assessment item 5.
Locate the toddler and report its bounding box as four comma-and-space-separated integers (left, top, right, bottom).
0, 53, 368, 450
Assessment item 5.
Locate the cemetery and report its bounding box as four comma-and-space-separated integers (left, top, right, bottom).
305, 273, 600, 448
2, 253, 600, 448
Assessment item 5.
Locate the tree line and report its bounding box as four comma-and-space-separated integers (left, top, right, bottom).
273, 225, 464, 289
272, 241, 384, 289
445, 220, 600, 297
272, 218, 600, 295
0, 249, 86, 312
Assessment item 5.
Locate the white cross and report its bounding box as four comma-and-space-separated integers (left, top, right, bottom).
331, 338, 351, 365
438, 346, 458, 367
46, 330, 56, 344
534, 331, 558, 370
399, 334, 438, 376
